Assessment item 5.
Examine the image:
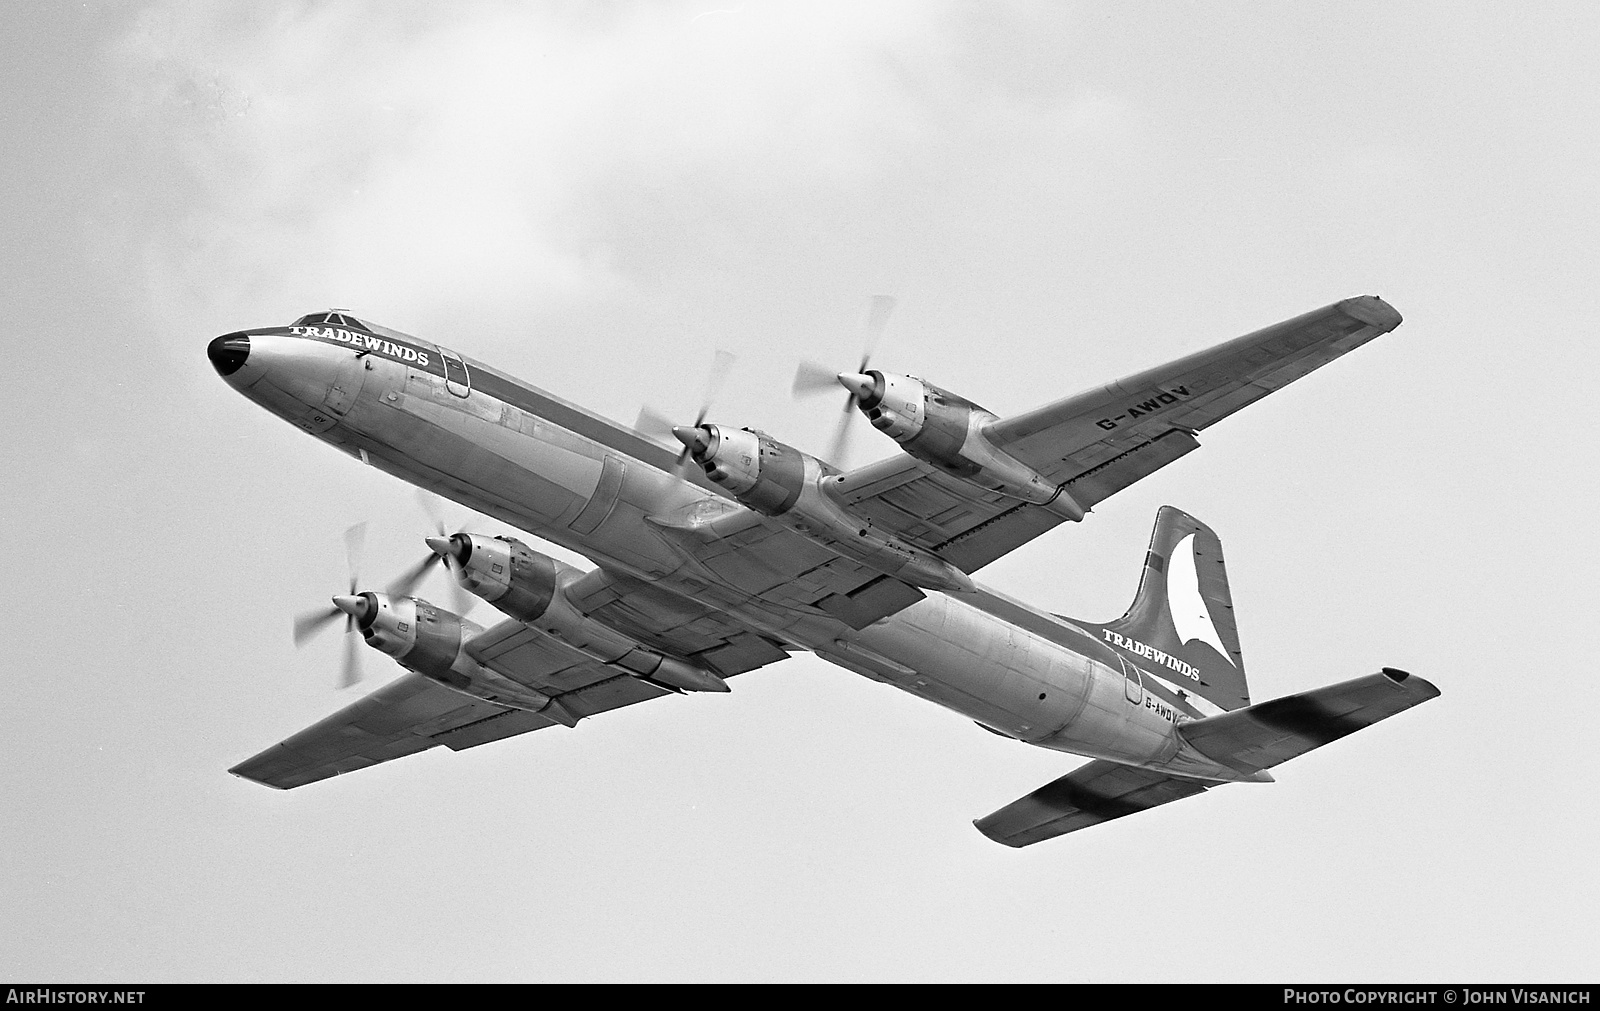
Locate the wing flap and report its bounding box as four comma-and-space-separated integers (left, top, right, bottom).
816, 575, 928, 630
1178, 668, 1440, 776
1061, 428, 1201, 506
434, 708, 557, 752
974, 760, 1213, 848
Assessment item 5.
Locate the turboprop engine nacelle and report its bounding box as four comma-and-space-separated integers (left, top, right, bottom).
671, 424, 974, 593
838, 371, 1086, 521
427, 533, 730, 693
333, 591, 564, 713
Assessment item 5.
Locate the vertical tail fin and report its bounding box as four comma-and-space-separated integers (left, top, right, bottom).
1075, 506, 1250, 713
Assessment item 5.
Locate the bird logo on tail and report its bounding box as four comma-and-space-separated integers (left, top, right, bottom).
1166, 532, 1235, 667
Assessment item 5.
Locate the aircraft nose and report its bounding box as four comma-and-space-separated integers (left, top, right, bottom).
207, 333, 251, 377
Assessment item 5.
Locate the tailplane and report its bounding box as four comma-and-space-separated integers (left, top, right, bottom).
1073, 506, 1250, 713
975, 668, 1440, 847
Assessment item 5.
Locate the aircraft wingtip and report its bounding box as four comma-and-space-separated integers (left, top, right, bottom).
1339, 294, 1403, 330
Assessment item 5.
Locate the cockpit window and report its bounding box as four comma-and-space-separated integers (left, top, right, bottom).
291, 312, 370, 331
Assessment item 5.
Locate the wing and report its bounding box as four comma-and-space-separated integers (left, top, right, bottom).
834, 296, 1402, 575
664, 294, 1396, 632
232, 592, 794, 789
228, 656, 672, 790
230, 669, 564, 790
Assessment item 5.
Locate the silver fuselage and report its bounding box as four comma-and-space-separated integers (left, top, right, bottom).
216, 326, 1246, 783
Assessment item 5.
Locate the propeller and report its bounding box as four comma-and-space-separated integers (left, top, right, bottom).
792, 294, 896, 467
634, 348, 736, 474
291, 521, 368, 689
388, 489, 475, 617
290, 496, 479, 690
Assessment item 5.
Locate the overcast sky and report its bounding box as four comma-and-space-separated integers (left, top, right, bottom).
3, 1, 1596, 983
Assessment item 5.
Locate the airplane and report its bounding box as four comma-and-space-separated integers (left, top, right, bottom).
208, 296, 1439, 847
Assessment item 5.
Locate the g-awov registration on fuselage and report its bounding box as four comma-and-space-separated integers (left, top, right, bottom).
209, 297, 1438, 846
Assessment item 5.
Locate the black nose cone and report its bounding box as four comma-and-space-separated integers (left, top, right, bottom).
208, 333, 250, 376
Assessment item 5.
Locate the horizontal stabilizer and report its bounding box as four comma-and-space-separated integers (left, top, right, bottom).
1178, 668, 1440, 776
975, 668, 1440, 847
974, 760, 1213, 848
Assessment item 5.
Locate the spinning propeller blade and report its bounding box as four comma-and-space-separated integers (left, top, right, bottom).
290, 521, 368, 688
634, 349, 737, 475
290, 606, 343, 647
340, 621, 361, 689
409, 490, 474, 617
793, 295, 896, 468
791, 360, 840, 396
632, 405, 680, 445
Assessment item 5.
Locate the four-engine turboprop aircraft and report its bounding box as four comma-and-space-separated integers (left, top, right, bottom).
209, 297, 1439, 846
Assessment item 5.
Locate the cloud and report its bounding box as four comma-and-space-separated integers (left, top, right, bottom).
114, 2, 968, 324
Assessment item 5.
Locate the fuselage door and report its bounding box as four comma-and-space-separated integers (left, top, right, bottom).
1119, 656, 1143, 705
438, 346, 471, 398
